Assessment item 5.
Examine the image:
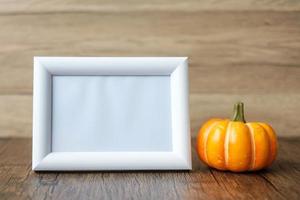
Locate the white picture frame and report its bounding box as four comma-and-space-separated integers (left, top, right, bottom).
32, 57, 191, 171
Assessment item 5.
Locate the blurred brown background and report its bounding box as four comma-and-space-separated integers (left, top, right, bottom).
0, 0, 299, 138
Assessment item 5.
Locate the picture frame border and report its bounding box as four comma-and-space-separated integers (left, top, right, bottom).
32, 57, 191, 171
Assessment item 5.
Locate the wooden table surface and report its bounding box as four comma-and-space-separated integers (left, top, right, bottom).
0, 137, 299, 200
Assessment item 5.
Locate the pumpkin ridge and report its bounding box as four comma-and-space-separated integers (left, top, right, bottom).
246, 123, 256, 171
203, 121, 220, 165
258, 123, 276, 166
197, 119, 221, 165
205, 120, 228, 170
224, 121, 231, 169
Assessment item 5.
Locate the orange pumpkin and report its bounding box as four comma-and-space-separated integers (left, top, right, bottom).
196, 102, 277, 172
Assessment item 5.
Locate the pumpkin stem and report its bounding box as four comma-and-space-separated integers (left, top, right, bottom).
232, 102, 246, 123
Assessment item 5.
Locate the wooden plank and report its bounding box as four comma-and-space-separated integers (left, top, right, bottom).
1, 0, 300, 14
0, 94, 299, 138
0, 11, 299, 94
0, 95, 32, 138
0, 138, 299, 199
0, 138, 32, 199
189, 65, 300, 94
0, 139, 31, 165
259, 137, 300, 199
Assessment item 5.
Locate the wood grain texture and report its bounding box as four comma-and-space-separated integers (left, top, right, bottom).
0, 2, 299, 137
0, 11, 300, 94
0, 137, 299, 199
1, 0, 300, 14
